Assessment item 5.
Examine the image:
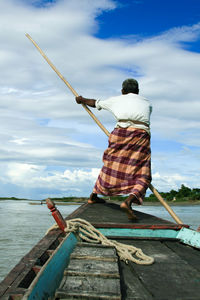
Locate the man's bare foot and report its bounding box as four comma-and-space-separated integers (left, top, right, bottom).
88, 193, 106, 204
120, 202, 138, 220
120, 194, 139, 220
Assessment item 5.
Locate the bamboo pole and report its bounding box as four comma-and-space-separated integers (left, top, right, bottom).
25, 34, 110, 137
149, 184, 183, 224
26, 33, 183, 224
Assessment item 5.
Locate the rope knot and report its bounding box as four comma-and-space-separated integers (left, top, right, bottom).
65, 221, 79, 234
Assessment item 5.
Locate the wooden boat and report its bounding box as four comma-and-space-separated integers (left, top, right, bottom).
0, 201, 200, 300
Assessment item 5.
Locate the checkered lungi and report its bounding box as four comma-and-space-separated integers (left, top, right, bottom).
93, 127, 151, 204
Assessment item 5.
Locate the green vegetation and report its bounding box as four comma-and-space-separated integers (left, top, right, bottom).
0, 197, 28, 200
47, 186, 199, 204
1, 185, 200, 204
51, 185, 200, 203
145, 184, 200, 202
49, 195, 127, 203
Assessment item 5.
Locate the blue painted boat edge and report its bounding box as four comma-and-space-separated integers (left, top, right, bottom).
177, 228, 200, 249
98, 228, 179, 239
23, 232, 78, 300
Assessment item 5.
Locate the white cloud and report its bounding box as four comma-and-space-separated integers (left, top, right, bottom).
152, 171, 187, 191
0, 0, 200, 198
0, 162, 100, 198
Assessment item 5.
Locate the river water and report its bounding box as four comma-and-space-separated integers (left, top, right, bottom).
0, 200, 199, 282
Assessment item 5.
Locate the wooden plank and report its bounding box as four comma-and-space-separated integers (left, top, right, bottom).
131, 262, 200, 299
74, 242, 117, 249
118, 260, 153, 300
65, 203, 88, 220
118, 239, 200, 300
116, 239, 186, 264
56, 276, 121, 300
93, 222, 189, 229
177, 227, 200, 249
165, 240, 200, 272
22, 233, 77, 300
105, 236, 179, 241
70, 243, 118, 261
71, 203, 175, 225
0, 230, 63, 297
98, 228, 179, 239
65, 258, 120, 278
55, 242, 121, 299
1, 290, 25, 300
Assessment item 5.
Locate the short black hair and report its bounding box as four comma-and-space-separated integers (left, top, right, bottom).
122, 78, 139, 94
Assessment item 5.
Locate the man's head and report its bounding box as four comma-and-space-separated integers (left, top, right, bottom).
122, 78, 139, 94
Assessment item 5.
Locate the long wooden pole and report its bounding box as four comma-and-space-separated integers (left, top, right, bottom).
25, 34, 110, 137
26, 33, 183, 224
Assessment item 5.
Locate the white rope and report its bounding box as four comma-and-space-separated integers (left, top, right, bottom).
47, 218, 154, 265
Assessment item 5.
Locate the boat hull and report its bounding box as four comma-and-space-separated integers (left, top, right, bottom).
1, 202, 200, 300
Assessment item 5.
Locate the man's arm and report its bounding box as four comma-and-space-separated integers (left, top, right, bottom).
75, 96, 96, 108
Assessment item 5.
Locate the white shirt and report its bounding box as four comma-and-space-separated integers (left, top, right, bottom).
95, 93, 152, 134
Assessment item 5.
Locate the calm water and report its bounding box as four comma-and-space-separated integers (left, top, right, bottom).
0, 200, 200, 282
0, 200, 80, 282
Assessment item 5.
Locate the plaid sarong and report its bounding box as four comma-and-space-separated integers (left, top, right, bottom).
93, 127, 151, 204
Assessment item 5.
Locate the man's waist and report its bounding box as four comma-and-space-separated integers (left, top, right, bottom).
118, 119, 149, 128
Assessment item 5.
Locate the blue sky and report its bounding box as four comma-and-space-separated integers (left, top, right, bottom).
0, 0, 200, 199
96, 0, 200, 40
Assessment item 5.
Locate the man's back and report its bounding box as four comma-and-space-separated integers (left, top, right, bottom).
96, 93, 152, 131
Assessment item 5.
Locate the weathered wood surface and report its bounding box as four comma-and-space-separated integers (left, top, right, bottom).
165, 240, 200, 273
70, 243, 118, 262
64, 258, 119, 277
0, 203, 87, 299
118, 239, 200, 300
55, 243, 121, 299
0, 230, 64, 299
66, 203, 200, 300
91, 222, 187, 229
1, 202, 200, 300
67, 202, 178, 226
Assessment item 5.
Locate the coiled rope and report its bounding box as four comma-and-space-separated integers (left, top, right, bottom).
46, 218, 154, 265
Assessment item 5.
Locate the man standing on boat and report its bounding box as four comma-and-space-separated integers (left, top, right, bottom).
75, 79, 152, 220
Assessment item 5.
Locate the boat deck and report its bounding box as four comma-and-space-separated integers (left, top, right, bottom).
68, 202, 172, 224
61, 202, 200, 300
1, 202, 200, 300
118, 239, 200, 300
55, 242, 121, 299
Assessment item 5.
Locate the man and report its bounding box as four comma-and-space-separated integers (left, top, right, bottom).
75, 78, 152, 220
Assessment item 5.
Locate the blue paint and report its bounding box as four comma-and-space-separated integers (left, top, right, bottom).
24, 232, 77, 300
98, 228, 179, 239
177, 228, 200, 249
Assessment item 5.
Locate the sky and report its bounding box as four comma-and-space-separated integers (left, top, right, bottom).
0, 0, 200, 200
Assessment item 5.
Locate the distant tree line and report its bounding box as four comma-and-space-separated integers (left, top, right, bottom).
0, 197, 27, 200
145, 184, 200, 202
50, 185, 200, 203
2, 184, 199, 203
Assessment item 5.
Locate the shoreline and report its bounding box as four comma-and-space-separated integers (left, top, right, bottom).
1, 198, 200, 206
30, 200, 200, 206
